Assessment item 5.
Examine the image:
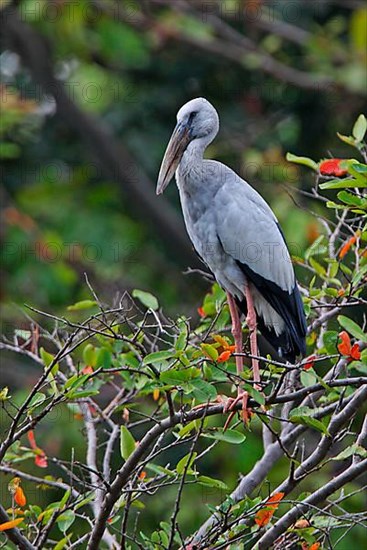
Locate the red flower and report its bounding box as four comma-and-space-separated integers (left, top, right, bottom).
197, 306, 206, 318
337, 331, 361, 361
0, 518, 24, 531
35, 454, 48, 468
217, 350, 232, 363
350, 343, 361, 360
255, 492, 285, 527
319, 158, 348, 177
339, 231, 360, 259
27, 430, 48, 468
338, 331, 351, 355
303, 355, 316, 370
14, 486, 26, 507
82, 365, 93, 375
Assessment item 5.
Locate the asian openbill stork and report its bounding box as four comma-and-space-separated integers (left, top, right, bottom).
157, 98, 306, 422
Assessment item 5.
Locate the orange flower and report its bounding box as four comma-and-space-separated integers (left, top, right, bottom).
35, 453, 48, 468
337, 331, 352, 356
27, 430, 48, 468
303, 355, 316, 370
0, 518, 24, 531
339, 232, 359, 259
217, 350, 232, 363
153, 388, 160, 401
319, 158, 348, 177
197, 307, 206, 318
213, 335, 236, 359
255, 492, 285, 527
27, 430, 37, 450
139, 471, 147, 480
350, 343, 361, 360
82, 365, 94, 375
14, 487, 26, 507
337, 331, 361, 361
294, 519, 310, 529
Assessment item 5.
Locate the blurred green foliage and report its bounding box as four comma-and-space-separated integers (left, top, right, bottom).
1, 0, 366, 322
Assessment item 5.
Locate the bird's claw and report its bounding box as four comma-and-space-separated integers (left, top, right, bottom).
222, 391, 253, 430
191, 393, 253, 430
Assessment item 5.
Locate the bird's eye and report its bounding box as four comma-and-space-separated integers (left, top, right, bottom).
187, 111, 198, 125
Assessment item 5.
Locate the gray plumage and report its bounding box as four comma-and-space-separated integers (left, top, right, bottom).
157, 97, 306, 361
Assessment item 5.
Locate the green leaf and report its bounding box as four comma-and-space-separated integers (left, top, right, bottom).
56, 510, 75, 532
96, 347, 112, 368
132, 289, 159, 310
176, 451, 197, 475
323, 331, 338, 354
337, 132, 356, 147
197, 475, 228, 490
59, 489, 71, 510
337, 190, 367, 208
300, 369, 317, 388
309, 257, 326, 277
201, 343, 219, 361
146, 463, 176, 477
338, 315, 367, 342
143, 350, 175, 365
40, 347, 59, 375
328, 259, 339, 278
352, 114, 367, 142
0, 387, 10, 401
67, 300, 97, 311
202, 429, 246, 444
352, 264, 367, 286
320, 178, 365, 190
332, 443, 367, 461
74, 494, 95, 510
189, 378, 217, 401
64, 373, 89, 390
160, 369, 191, 385
286, 152, 318, 171
352, 162, 367, 174
28, 392, 46, 411
177, 419, 205, 438
120, 426, 136, 460
305, 234, 326, 260
83, 344, 97, 366
54, 535, 71, 550
241, 382, 265, 406
290, 407, 329, 436
66, 389, 99, 399
312, 516, 341, 528
15, 329, 31, 340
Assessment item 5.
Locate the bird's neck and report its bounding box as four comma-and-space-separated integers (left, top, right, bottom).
178, 139, 206, 181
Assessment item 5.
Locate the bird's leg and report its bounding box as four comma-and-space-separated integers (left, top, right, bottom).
226, 292, 244, 380
244, 285, 261, 391
223, 293, 251, 429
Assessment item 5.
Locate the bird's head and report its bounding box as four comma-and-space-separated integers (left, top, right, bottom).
156, 97, 219, 195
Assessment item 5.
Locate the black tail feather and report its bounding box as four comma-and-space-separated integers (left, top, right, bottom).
235, 261, 307, 363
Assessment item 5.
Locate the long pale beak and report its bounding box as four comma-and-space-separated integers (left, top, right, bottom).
156, 122, 192, 195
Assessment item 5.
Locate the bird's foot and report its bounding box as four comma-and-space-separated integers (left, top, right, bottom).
190, 393, 252, 429
222, 390, 253, 430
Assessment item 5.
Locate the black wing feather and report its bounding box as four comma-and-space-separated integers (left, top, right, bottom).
235, 260, 307, 362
